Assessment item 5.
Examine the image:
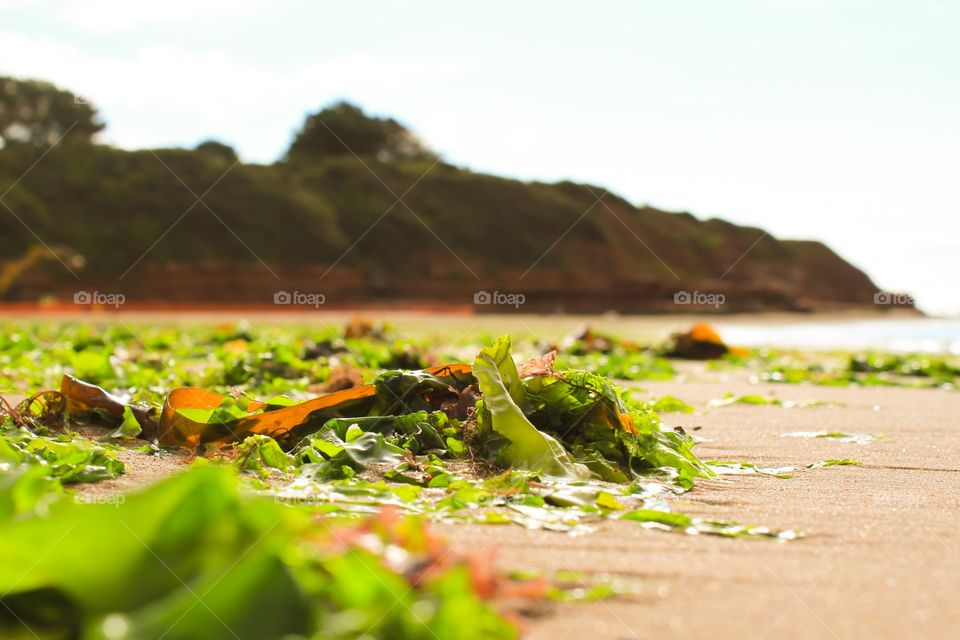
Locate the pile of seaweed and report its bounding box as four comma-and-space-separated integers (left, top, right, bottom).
12, 336, 706, 485
1, 334, 801, 639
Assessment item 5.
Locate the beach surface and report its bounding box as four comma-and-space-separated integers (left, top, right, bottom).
439, 368, 960, 640
8, 312, 958, 639
63, 364, 960, 640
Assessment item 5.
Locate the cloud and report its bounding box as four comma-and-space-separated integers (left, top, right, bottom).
8, 0, 281, 33
0, 31, 458, 160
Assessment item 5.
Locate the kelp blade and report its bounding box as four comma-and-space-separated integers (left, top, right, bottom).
54, 366, 474, 447
157, 363, 473, 447
474, 337, 589, 480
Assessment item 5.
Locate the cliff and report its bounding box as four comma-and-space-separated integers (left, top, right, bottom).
0, 143, 895, 313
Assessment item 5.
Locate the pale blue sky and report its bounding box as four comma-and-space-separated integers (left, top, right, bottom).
2, 0, 957, 314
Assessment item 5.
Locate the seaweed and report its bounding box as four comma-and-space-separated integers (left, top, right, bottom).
0, 320, 854, 638
0, 399, 124, 518
781, 431, 884, 444
0, 468, 522, 639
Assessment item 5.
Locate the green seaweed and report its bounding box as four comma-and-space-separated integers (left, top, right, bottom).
0, 420, 124, 492
0, 468, 519, 640
709, 393, 781, 407
781, 431, 884, 444
620, 508, 798, 540
235, 434, 297, 477
474, 337, 590, 480
807, 458, 862, 469
0, 320, 818, 640
647, 395, 695, 413
708, 461, 795, 478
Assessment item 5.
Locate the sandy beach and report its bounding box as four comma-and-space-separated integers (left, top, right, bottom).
439, 367, 960, 640
58, 356, 958, 640
9, 312, 957, 639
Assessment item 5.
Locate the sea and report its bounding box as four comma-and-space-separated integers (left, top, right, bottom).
721, 317, 960, 355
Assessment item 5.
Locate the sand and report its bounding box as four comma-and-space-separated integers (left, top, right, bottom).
5, 311, 957, 639
55, 368, 960, 639
438, 369, 960, 640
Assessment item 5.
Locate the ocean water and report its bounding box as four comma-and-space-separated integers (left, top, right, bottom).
721, 318, 960, 354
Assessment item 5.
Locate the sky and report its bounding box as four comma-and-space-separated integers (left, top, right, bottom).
1, 0, 957, 315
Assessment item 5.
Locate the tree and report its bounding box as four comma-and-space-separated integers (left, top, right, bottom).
285, 101, 435, 163
0, 76, 104, 148
195, 139, 239, 162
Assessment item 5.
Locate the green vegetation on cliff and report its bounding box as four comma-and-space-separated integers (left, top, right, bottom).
0, 76, 884, 311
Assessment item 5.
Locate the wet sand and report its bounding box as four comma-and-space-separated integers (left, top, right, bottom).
439, 371, 960, 640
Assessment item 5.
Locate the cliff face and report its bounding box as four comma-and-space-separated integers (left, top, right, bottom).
0, 143, 895, 312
